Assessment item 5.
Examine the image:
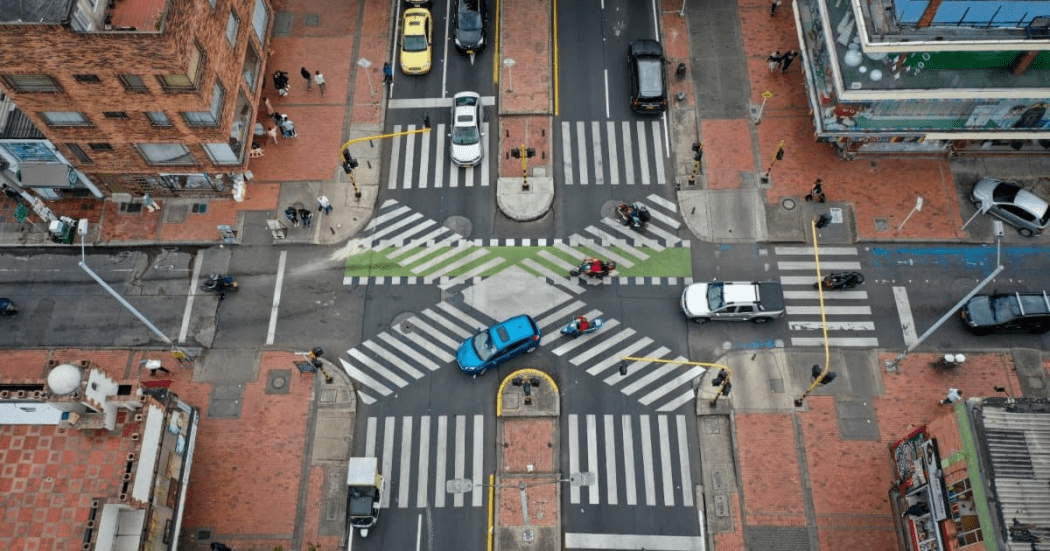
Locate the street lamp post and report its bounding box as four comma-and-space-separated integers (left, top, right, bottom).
503, 58, 516, 93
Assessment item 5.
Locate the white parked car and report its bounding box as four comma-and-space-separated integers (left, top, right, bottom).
971, 177, 1050, 237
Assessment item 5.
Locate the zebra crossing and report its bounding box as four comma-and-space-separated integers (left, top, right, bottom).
360, 414, 695, 510
558, 120, 669, 186
338, 296, 699, 411
775, 246, 878, 348
386, 123, 493, 190
343, 194, 688, 286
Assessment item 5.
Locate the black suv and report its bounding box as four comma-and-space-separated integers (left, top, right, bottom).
453, 0, 485, 54
628, 39, 668, 113
960, 291, 1050, 335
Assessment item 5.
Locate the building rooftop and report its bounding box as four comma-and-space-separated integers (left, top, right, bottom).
0, 0, 74, 24
0, 0, 169, 34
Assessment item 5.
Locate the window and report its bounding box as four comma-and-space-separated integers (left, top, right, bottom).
203, 143, 240, 165
119, 75, 149, 93
74, 74, 101, 83
3, 74, 61, 93
41, 112, 90, 126
88, 143, 113, 151
67, 144, 93, 164
71, 7, 91, 31
158, 44, 204, 91
136, 144, 195, 165
181, 82, 224, 127
146, 112, 172, 126
242, 44, 261, 91
226, 11, 240, 47
103, 111, 129, 119
252, 0, 269, 44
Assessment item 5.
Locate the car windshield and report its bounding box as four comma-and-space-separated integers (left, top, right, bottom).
452, 124, 479, 145
992, 183, 1021, 203
472, 331, 497, 360
404, 34, 427, 52
459, 11, 482, 30
707, 282, 725, 310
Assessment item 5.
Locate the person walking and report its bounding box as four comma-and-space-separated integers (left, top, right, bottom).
267, 126, 279, 146
314, 71, 326, 97
301, 67, 312, 90
263, 97, 274, 116
285, 206, 299, 227
318, 195, 333, 215
299, 208, 313, 228
141, 193, 159, 213
941, 388, 962, 405
383, 62, 393, 84
141, 359, 170, 375
805, 179, 826, 202
767, 50, 784, 73
781, 50, 799, 73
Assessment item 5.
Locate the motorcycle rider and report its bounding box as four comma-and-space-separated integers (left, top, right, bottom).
585, 258, 605, 277
574, 315, 590, 333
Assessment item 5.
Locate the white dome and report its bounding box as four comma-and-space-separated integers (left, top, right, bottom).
844, 50, 863, 67
47, 363, 83, 395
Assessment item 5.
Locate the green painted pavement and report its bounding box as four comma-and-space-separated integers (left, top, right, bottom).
344, 245, 692, 278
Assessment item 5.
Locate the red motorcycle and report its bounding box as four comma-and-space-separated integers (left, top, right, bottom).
569, 258, 617, 279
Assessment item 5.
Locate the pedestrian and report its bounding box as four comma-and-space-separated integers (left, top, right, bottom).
314, 71, 326, 97
272, 112, 282, 126
140, 359, 170, 375
941, 388, 962, 405
383, 62, 393, 84
280, 118, 297, 138
299, 208, 313, 228
273, 71, 289, 95
264, 97, 274, 116
285, 206, 299, 227
902, 501, 929, 518
770, 0, 781, 16
141, 193, 159, 212
301, 67, 312, 90
318, 195, 333, 215
267, 126, 279, 145
781, 50, 799, 73
805, 179, 826, 202
768, 50, 784, 73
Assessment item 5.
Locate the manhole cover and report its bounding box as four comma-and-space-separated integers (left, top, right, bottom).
266, 369, 292, 395
392, 312, 417, 334
443, 215, 472, 238
781, 197, 797, 211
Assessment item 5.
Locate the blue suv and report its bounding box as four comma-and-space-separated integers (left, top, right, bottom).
456, 315, 541, 376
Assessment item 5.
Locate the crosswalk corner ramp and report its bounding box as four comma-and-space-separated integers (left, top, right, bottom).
496, 177, 555, 222
497, 368, 559, 417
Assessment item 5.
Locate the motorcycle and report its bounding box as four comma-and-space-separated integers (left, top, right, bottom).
0, 298, 17, 315
617, 202, 650, 231
814, 271, 864, 290
201, 274, 238, 295
569, 258, 617, 279
560, 317, 604, 338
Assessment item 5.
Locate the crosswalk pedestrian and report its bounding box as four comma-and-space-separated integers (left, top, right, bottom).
386, 123, 492, 190
558, 120, 669, 186
775, 246, 878, 347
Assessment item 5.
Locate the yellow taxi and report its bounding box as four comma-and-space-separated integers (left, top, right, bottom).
400, 8, 433, 75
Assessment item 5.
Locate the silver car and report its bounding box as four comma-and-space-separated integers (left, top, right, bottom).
971, 177, 1050, 237
449, 92, 484, 167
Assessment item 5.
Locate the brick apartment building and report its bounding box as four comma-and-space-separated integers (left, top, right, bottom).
0, 0, 272, 200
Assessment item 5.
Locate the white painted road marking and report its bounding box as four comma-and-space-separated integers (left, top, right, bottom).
894, 286, 918, 346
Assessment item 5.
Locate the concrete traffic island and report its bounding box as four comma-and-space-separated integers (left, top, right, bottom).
496, 176, 555, 222
493, 369, 562, 551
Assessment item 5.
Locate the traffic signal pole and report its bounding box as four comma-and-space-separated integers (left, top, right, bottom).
337, 114, 432, 198
619, 356, 731, 408
795, 217, 833, 407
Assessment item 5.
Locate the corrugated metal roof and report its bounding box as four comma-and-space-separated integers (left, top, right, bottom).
979, 400, 1050, 550
1, 108, 45, 140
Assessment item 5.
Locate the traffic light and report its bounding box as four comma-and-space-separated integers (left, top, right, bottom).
692, 142, 703, 161
423, 112, 431, 129
720, 381, 732, 396
711, 369, 728, 387
811, 364, 837, 385
341, 149, 359, 174
775, 146, 785, 160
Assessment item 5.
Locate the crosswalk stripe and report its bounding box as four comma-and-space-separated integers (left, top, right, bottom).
436, 302, 485, 332
520, 258, 586, 294
365, 205, 412, 234
433, 124, 445, 188
792, 337, 880, 347
536, 249, 579, 271
434, 416, 448, 508
658, 416, 674, 507
789, 320, 875, 331
569, 414, 581, 504
609, 345, 671, 382
388, 125, 403, 189
418, 126, 431, 189
422, 248, 490, 282
410, 243, 477, 274
778, 260, 862, 271
472, 414, 484, 507
636, 121, 650, 185
779, 276, 820, 285
463, 164, 474, 187
380, 417, 395, 508
619, 356, 686, 396
454, 415, 466, 508
607, 121, 619, 185
783, 290, 868, 300
641, 221, 681, 246
579, 227, 649, 262
448, 158, 459, 188
591, 121, 604, 186
620, 121, 635, 185
645, 193, 677, 212
398, 234, 462, 266
416, 416, 430, 508
437, 257, 507, 289
587, 414, 600, 504
562, 121, 574, 185
406, 316, 461, 350
421, 308, 472, 339
549, 314, 614, 355
569, 327, 637, 366
657, 389, 695, 412
552, 240, 588, 261
576, 121, 589, 185
386, 226, 455, 259
375, 219, 436, 251
399, 322, 457, 361
787, 306, 872, 315
775, 246, 858, 255
599, 218, 666, 251
402, 125, 417, 190
339, 358, 393, 396
621, 415, 637, 506
565, 534, 706, 550
675, 415, 694, 507
365, 416, 378, 457
480, 122, 491, 186
349, 348, 409, 388
651, 122, 666, 184
639, 415, 656, 505
398, 416, 413, 508
585, 336, 654, 376
569, 235, 642, 266
536, 300, 588, 330
603, 415, 618, 505
376, 331, 442, 371
640, 366, 704, 407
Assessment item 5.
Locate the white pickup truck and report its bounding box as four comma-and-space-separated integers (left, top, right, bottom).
680, 281, 786, 324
